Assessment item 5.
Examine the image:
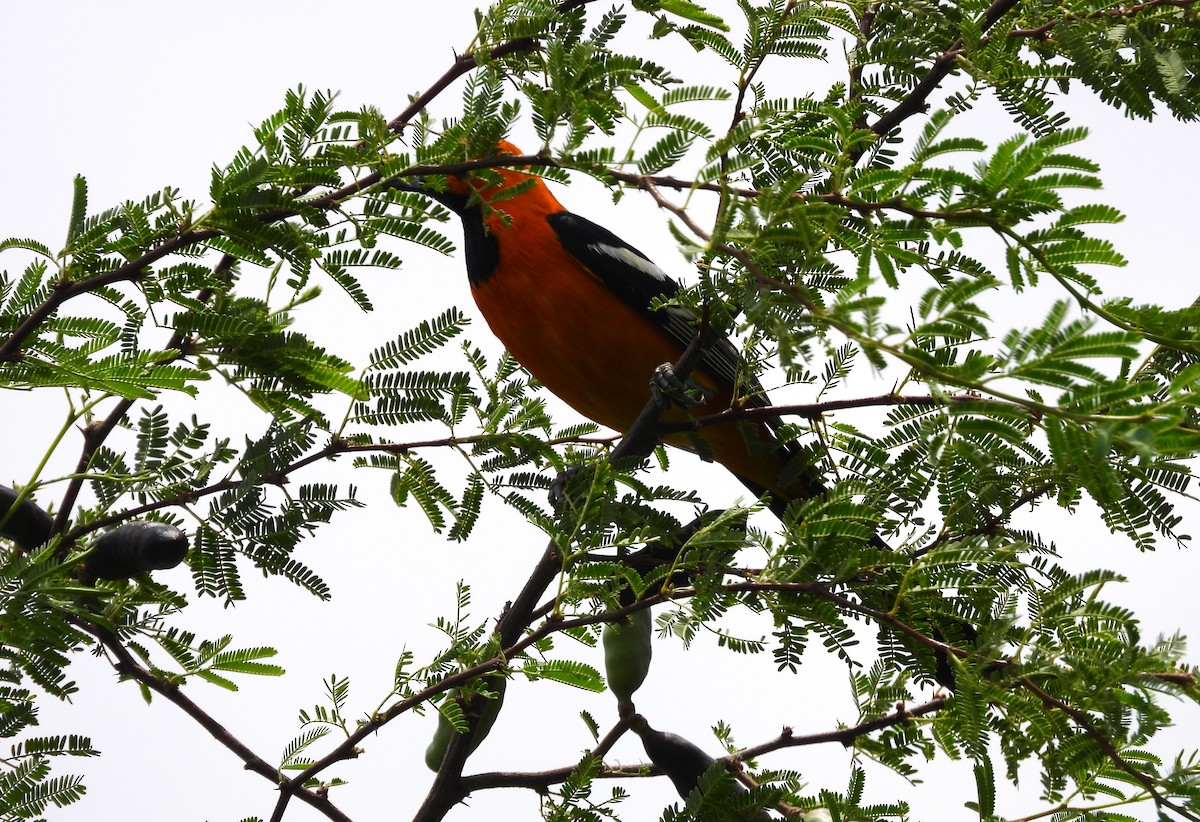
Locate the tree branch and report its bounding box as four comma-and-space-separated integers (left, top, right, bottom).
1018, 676, 1200, 822
457, 696, 948, 793
867, 0, 1024, 143
386, 38, 542, 134
1008, 0, 1199, 39
0, 228, 221, 364
72, 620, 353, 822
656, 392, 1037, 432
849, 3, 881, 131
609, 167, 990, 222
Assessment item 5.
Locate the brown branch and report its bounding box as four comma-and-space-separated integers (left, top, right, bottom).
62, 428, 622, 544
0, 228, 221, 364
915, 480, 1057, 557
459, 696, 947, 793
1018, 677, 1200, 822
862, 0, 1198, 148
849, 4, 881, 131
608, 167, 990, 222
71, 620, 353, 822
722, 581, 970, 661
459, 714, 636, 794
1144, 670, 1196, 687
714, 0, 798, 217
1008, 0, 1199, 39
655, 392, 1035, 434
386, 39, 542, 134
867, 0, 1024, 144
736, 696, 948, 758
420, 152, 992, 225
267, 656, 510, 822
53, 398, 137, 540
634, 176, 714, 243
61, 436, 346, 543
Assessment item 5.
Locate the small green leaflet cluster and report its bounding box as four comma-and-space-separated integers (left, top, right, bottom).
0, 731, 96, 822
0, 545, 98, 821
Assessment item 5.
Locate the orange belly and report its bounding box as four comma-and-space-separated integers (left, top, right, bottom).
471, 242, 791, 501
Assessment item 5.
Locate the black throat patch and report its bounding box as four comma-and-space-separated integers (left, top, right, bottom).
459, 209, 501, 287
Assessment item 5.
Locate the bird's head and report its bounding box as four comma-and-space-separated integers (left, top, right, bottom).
443, 141, 534, 198
432, 141, 562, 221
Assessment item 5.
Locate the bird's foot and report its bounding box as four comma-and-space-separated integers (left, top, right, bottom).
650, 363, 712, 411
548, 464, 588, 512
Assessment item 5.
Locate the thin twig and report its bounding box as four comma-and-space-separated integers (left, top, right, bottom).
1018, 677, 1200, 822
849, 3, 881, 131
657, 392, 1036, 432
71, 620, 354, 822
386, 39, 542, 133
1008, 0, 1199, 39
866, 0, 1023, 145
0, 229, 221, 363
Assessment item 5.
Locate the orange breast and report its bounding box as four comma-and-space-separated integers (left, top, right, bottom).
470, 213, 791, 501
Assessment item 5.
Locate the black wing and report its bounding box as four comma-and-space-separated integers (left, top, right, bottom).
546, 211, 758, 405
548, 211, 835, 510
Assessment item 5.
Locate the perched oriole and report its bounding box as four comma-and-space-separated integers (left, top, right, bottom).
426, 142, 824, 515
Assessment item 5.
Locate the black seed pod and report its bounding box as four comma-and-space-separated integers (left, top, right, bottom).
634, 720, 719, 799
634, 718, 772, 819
86, 521, 189, 580
0, 484, 54, 550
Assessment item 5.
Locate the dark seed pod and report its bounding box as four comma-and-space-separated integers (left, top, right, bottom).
633, 719, 719, 799
932, 621, 979, 690
634, 718, 772, 819
0, 484, 54, 550
86, 521, 189, 580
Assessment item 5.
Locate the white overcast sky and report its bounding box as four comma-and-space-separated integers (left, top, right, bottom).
1, 2, 1198, 821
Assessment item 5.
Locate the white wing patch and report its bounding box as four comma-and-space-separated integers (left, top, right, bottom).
587, 242, 670, 282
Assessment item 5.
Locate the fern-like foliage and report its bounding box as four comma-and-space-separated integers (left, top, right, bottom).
3, 1, 1200, 820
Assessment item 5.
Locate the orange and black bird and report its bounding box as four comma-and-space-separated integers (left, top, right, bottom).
424, 142, 825, 517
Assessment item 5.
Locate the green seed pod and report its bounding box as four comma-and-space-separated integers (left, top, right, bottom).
602, 607, 653, 703
424, 677, 507, 771
86, 521, 189, 580
0, 485, 53, 550
423, 710, 455, 772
